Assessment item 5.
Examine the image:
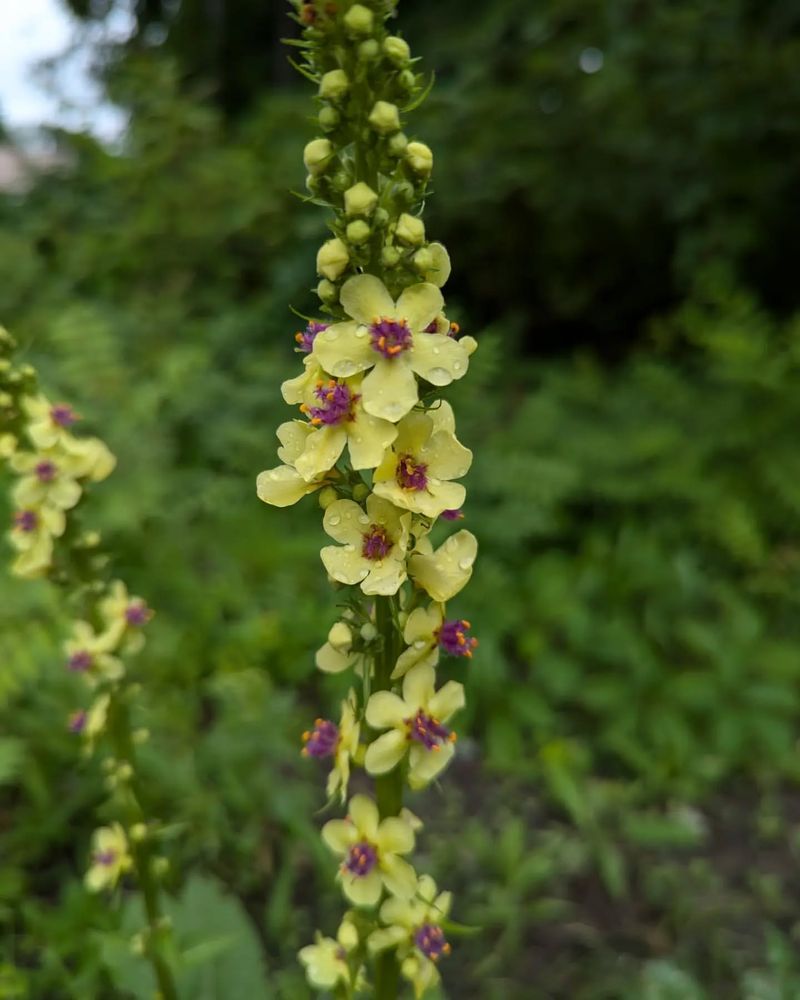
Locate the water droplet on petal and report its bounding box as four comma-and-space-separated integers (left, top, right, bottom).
323, 328, 339, 341
458, 558, 472, 571
453, 361, 462, 372
428, 367, 450, 383
359, 569, 369, 580
354, 327, 367, 339
358, 514, 370, 524
335, 572, 349, 583
413, 640, 426, 650
428, 477, 440, 487
432, 346, 440, 355
345, 543, 355, 552
328, 515, 341, 526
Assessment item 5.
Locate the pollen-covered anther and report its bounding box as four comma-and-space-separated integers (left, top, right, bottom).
68, 650, 93, 672
50, 403, 78, 427
125, 601, 153, 627
306, 380, 359, 426
343, 840, 378, 877
361, 523, 392, 560
35, 460, 57, 482
302, 718, 339, 758
414, 923, 451, 962
369, 316, 413, 359
13, 510, 38, 533
295, 320, 329, 353
406, 709, 453, 750
396, 454, 428, 491
437, 618, 478, 658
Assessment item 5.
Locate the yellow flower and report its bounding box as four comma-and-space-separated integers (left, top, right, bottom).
0, 432, 16, 458
364, 663, 464, 790
8, 505, 64, 578
85, 823, 133, 892
368, 874, 453, 998
321, 495, 411, 596
393, 605, 478, 680
10, 451, 82, 512
63, 620, 124, 684
302, 691, 362, 803
409, 529, 478, 602
98, 580, 153, 652
292, 375, 398, 481
322, 794, 417, 906
81, 692, 111, 751
372, 402, 471, 518
299, 917, 359, 990
315, 620, 368, 674
22, 395, 81, 450
256, 421, 335, 508
312, 275, 469, 422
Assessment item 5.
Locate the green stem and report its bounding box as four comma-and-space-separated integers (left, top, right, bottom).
110, 698, 179, 1000
372, 597, 402, 1000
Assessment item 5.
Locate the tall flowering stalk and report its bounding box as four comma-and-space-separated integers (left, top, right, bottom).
0, 328, 178, 1000
258, 3, 479, 995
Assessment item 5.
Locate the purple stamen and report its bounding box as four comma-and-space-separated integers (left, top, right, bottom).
440, 508, 463, 521
68, 650, 93, 672
414, 923, 451, 962
35, 460, 57, 482
295, 321, 329, 353
304, 380, 358, 426
68, 710, 87, 734
13, 510, 38, 533
344, 841, 378, 877
125, 601, 152, 627
361, 524, 392, 561
50, 404, 78, 427
407, 709, 453, 751
93, 850, 117, 867
396, 454, 428, 491
437, 619, 478, 658
369, 317, 413, 359
302, 718, 339, 758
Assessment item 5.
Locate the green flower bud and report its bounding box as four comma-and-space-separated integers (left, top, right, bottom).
116, 762, 133, 783
346, 220, 371, 246
305, 174, 320, 195
318, 486, 339, 509
412, 247, 434, 273
393, 180, 415, 206
395, 213, 426, 246
318, 106, 340, 131
373, 207, 389, 228
344, 181, 379, 216
359, 39, 380, 61
360, 622, 378, 642
303, 138, 334, 175
387, 131, 409, 157
381, 245, 401, 267
130, 823, 148, 842
406, 141, 433, 176
368, 101, 401, 135
317, 278, 339, 304
384, 35, 411, 66
316, 238, 349, 280
319, 69, 349, 102
331, 169, 352, 193
152, 858, 170, 879
344, 4, 374, 35
352, 482, 370, 501
397, 69, 417, 92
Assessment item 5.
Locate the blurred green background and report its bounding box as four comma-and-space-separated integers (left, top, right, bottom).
3, 1, 800, 997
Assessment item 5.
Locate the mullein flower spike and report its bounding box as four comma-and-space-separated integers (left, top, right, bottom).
0, 328, 179, 1000
259, 3, 480, 994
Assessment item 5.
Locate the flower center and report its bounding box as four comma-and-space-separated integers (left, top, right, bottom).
35, 460, 57, 482
396, 454, 428, 491
302, 380, 358, 426
369, 316, 412, 358
440, 508, 463, 521
93, 850, 117, 867
414, 923, 451, 962
302, 718, 339, 758
406, 709, 456, 751
13, 510, 38, 533
295, 321, 328, 353
50, 404, 77, 427
125, 601, 152, 626
68, 710, 87, 734
344, 841, 378, 877
437, 619, 478, 658
361, 524, 392, 560
68, 650, 93, 672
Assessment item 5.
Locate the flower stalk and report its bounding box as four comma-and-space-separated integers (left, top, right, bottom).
0, 328, 178, 1000
258, 2, 480, 995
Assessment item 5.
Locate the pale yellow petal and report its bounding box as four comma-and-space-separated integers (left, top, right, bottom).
340, 274, 395, 325
405, 605, 443, 643
368, 926, 408, 955
321, 818, 357, 855
428, 680, 466, 722
391, 641, 438, 681
410, 333, 468, 386
323, 499, 366, 544
348, 793, 380, 839
256, 465, 318, 507
321, 545, 368, 585
313, 320, 375, 378
361, 357, 419, 423
276, 420, 314, 465
376, 817, 415, 855
422, 430, 472, 480
346, 410, 397, 470
402, 663, 436, 710
395, 282, 443, 333
294, 425, 347, 482
409, 529, 477, 602
362, 557, 408, 596
380, 854, 417, 899
364, 730, 407, 775
408, 741, 455, 789
342, 869, 382, 907
365, 691, 409, 729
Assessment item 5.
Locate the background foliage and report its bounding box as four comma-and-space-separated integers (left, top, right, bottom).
2, 1, 800, 997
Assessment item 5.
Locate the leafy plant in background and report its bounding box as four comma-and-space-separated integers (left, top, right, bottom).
256, 1, 480, 995
0, 328, 178, 998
